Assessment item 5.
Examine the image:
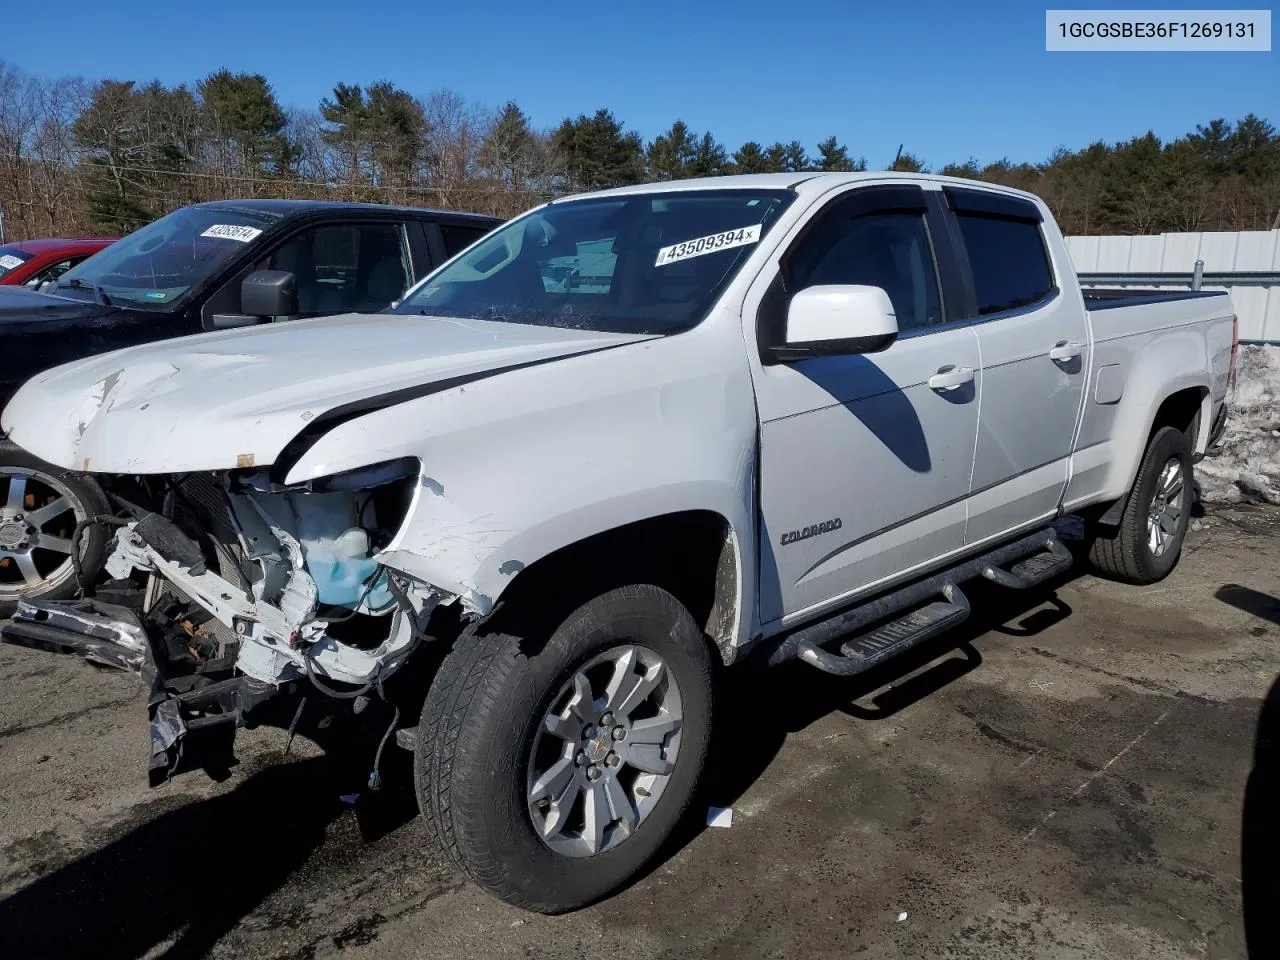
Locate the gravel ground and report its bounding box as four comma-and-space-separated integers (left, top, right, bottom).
2, 504, 1280, 959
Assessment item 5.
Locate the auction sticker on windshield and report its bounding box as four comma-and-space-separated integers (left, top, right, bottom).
0, 254, 24, 270
655, 224, 762, 267
200, 224, 264, 243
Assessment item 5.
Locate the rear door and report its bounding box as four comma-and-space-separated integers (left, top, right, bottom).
945, 186, 1088, 544
751, 184, 981, 624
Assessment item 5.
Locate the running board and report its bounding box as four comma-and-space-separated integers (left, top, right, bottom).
981, 537, 1073, 589
769, 526, 1072, 677
798, 585, 970, 677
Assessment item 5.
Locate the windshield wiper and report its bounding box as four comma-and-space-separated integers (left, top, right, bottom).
57, 277, 112, 306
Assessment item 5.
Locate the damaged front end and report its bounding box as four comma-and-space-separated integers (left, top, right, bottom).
2, 458, 452, 786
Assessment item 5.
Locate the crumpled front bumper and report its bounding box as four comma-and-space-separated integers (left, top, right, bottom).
2, 597, 243, 786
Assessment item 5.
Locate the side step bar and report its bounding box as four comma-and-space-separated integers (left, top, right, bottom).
769, 527, 1071, 677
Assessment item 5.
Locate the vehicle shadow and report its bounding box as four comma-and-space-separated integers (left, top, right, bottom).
632, 571, 1080, 890
1216, 583, 1280, 960
0, 572, 1080, 951
0, 741, 416, 960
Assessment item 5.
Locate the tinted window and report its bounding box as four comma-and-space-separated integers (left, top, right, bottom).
956, 214, 1054, 316
787, 212, 941, 330
440, 223, 493, 258
397, 189, 794, 335
267, 223, 411, 316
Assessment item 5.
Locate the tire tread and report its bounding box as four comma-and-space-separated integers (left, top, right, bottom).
1088, 425, 1190, 584
414, 584, 713, 913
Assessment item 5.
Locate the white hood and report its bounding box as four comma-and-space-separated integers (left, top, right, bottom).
2, 312, 648, 474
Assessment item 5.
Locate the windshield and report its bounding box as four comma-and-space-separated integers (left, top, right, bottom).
0, 247, 33, 280
395, 188, 795, 335
53, 206, 279, 308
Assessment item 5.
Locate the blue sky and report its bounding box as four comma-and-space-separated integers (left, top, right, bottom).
7, 0, 1277, 167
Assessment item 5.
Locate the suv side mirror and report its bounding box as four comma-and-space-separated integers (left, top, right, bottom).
778, 285, 898, 359
242, 269, 298, 319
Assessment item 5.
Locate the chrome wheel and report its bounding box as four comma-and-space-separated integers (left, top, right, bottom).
527, 644, 683, 858
0, 467, 84, 603
1146, 457, 1186, 558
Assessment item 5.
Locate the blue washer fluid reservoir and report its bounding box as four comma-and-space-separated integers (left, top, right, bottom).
289, 492, 395, 611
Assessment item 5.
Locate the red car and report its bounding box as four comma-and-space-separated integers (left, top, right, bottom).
0, 237, 117, 288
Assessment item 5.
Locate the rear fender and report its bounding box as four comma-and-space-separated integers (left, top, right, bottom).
1095, 331, 1209, 505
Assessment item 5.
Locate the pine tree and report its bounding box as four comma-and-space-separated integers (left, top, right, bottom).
552, 109, 645, 190
689, 132, 728, 177
816, 136, 856, 172
198, 70, 296, 177
732, 141, 769, 173
647, 120, 698, 180
888, 150, 927, 172
764, 142, 787, 173
320, 81, 427, 189
782, 140, 810, 172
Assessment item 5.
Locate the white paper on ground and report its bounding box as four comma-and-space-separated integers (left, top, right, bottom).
706, 806, 734, 828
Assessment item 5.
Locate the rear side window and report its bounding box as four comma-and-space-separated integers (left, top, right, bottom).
956, 214, 1054, 317
440, 223, 493, 258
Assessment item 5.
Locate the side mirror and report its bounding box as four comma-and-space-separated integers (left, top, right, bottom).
241, 269, 298, 319
781, 285, 898, 357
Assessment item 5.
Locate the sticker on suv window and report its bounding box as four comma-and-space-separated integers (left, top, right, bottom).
200, 224, 263, 243
655, 224, 762, 267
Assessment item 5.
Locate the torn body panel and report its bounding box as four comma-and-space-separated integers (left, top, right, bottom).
280, 316, 761, 634
3, 464, 449, 784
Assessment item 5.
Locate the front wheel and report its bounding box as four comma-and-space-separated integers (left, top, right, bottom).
1088, 425, 1193, 584
0, 441, 112, 618
415, 584, 713, 912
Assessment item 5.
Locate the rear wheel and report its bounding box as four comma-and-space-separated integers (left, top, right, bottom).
0, 441, 111, 618
1088, 425, 1192, 584
415, 584, 713, 912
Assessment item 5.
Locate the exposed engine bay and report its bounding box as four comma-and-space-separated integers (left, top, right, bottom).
5, 458, 457, 785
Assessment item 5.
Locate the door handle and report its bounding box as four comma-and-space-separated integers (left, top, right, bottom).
928, 366, 974, 390
1049, 341, 1084, 362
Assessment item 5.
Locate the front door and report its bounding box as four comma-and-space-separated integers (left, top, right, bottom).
751, 185, 981, 625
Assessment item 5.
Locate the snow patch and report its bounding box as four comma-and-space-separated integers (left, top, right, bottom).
1197, 345, 1280, 505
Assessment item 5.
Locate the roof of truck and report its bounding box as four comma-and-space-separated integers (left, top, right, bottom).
190, 198, 503, 223
560, 171, 1041, 204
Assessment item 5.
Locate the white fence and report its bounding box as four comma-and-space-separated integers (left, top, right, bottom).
1065, 229, 1280, 343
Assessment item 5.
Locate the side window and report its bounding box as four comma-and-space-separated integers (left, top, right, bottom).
787, 211, 942, 331
440, 223, 493, 259
268, 223, 411, 317
25, 258, 77, 288
955, 214, 1054, 316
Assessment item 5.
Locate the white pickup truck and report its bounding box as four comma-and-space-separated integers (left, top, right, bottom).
0, 172, 1236, 912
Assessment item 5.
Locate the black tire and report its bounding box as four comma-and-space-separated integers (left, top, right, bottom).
0, 440, 112, 618
415, 584, 714, 913
1088, 425, 1192, 584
